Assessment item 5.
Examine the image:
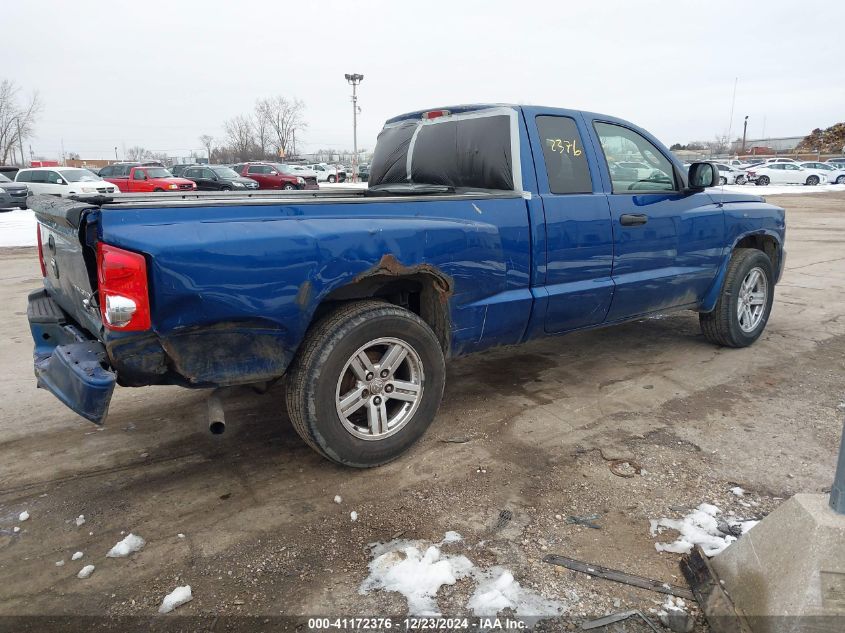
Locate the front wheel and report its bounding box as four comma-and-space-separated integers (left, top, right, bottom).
719, 176, 727, 185
283, 184, 295, 190
736, 175, 747, 185
699, 248, 774, 348
328, 175, 337, 183
837, 175, 845, 185
756, 176, 770, 186
153, 188, 164, 192
285, 301, 445, 467
805, 175, 820, 186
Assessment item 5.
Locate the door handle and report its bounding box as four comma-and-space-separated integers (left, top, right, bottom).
620, 213, 648, 226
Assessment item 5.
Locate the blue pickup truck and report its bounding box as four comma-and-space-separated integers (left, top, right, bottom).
28, 104, 785, 467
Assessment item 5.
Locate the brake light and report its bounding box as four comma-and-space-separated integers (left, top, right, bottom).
422, 109, 451, 120
96, 242, 151, 331
36, 225, 47, 277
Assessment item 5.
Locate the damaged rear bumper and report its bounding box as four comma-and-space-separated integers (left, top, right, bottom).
28, 289, 115, 424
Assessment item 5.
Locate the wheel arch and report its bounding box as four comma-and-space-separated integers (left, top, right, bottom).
699, 230, 783, 313
307, 256, 453, 356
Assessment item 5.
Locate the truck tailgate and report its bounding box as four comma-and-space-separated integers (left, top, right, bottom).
31, 195, 103, 337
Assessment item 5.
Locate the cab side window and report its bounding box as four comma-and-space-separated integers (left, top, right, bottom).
594, 122, 676, 193
535, 116, 592, 194
133, 169, 146, 180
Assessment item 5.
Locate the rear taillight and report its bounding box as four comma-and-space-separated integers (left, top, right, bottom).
422, 109, 451, 120
96, 243, 151, 331
36, 225, 47, 277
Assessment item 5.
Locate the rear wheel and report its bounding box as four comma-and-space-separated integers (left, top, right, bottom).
699, 248, 774, 348
736, 175, 747, 185
805, 175, 820, 186
283, 184, 295, 190
719, 176, 727, 185
836, 175, 845, 185
328, 175, 337, 183
221, 186, 232, 191
756, 176, 770, 186
285, 300, 445, 467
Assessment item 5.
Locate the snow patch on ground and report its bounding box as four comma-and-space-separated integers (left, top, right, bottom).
0, 210, 36, 248
75, 515, 85, 527
651, 503, 758, 556
710, 183, 845, 196
106, 533, 146, 557
18, 511, 29, 522
334, 495, 342, 504
71, 551, 83, 560
77, 564, 95, 579
730, 486, 745, 497
468, 567, 566, 618
159, 585, 193, 613
360, 533, 567, 619
350, 511, 358, 522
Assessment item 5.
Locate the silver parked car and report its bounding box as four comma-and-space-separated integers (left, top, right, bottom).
0, 173, 28, 210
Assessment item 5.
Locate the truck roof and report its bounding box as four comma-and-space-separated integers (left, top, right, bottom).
385, 103, 622, 127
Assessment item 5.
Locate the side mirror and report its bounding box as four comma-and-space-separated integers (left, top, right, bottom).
269, 171, 278, 176
56, 179, 66, 185
687, 162, 718, 190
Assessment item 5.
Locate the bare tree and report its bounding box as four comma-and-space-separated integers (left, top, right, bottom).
0, 79, 42, 165
126, 146, 150, 161
251, 103, 272, 159
199, 134, 214, 162
224, 115, 255, 161
705, 134, 730, 156
256, 96, 306, 158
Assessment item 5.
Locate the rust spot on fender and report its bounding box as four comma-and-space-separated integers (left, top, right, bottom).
354, 254, 453, 302
295, 280, 313, 308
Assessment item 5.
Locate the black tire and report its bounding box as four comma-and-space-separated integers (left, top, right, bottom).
719, 177, 727, 185
805, 175, 820, 186
283, 184, 295, 190
19, 205, 28, 210
153, 187, 164, 192
699, 248, 774, 348
221, 186, 232, 191
836, 176, 845, 185
736, 175, 747, 185
756, 176, 770, 186
285, 300, 445, 467
328, 175, 336, 183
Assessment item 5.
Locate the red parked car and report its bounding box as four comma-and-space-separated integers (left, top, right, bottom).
232, 162, 318, 190
101, 165, 197, 193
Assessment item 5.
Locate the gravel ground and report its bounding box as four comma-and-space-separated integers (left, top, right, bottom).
0, 192, 843, 631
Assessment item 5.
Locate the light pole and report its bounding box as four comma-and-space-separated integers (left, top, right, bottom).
741, 115, 748, 155
345, 73, 363, 182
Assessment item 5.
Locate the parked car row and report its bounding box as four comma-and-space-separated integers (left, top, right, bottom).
688, 156, 845, 187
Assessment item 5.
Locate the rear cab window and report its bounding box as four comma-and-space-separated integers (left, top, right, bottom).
535, 115, 592, 194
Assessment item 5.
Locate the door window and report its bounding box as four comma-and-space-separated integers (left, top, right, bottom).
133, 170, 147, 180
535, 115, 592, 194
783, 164, 799, 171
16, 170, 31, 183
247, 165, 268, 175
594, 122, 676, 192
203, 169, 216, 179
99, 166, 113, 177
185, 168, 201, 178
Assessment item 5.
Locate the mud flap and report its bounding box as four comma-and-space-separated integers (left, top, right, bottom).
34, 341, 116, 424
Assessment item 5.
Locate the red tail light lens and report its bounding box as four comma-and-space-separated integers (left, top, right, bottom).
36, 225, 47, 277
96, 242, 151, 331
422, 109, 451, 120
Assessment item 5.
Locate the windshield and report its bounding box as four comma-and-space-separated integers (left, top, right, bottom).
144, 168, 172, 178
58, 168, 100, 182
212, 167, 240, 179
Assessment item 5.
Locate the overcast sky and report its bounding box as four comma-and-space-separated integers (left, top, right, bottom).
4, 0, 843, 160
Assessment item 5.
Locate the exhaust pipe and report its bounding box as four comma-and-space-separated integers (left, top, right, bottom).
207, 393, 226, 435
